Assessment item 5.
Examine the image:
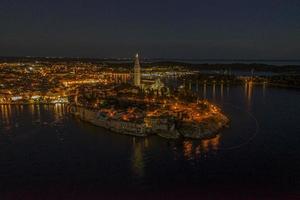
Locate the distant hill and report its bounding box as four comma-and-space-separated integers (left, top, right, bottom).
1, 57, 300, 73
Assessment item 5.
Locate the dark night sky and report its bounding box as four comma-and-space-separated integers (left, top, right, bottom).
1, 0, 300, 59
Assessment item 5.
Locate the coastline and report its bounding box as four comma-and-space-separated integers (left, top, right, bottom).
0, 102, 230, 140
70, 105, 229, 140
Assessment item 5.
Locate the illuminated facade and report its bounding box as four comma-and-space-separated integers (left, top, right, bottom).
133, 53, 141, 87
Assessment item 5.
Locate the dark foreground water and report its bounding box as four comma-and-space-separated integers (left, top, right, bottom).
0, 84, 300, 199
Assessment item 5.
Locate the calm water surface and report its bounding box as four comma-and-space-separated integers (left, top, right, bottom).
0, 83, 300, 198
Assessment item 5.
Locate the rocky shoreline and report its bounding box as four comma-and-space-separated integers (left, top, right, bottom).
70, 106, 229, 140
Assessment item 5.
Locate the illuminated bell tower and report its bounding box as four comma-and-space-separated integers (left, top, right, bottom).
134, 53, 141, 87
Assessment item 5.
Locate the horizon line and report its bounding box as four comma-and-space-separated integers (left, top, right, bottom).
0, 55, 300, 62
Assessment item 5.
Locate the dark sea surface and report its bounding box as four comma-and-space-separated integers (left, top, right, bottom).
0, 83, 300, 199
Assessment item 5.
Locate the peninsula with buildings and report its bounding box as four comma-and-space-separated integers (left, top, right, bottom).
70, 54, 229, 139
0, 54, 233, 139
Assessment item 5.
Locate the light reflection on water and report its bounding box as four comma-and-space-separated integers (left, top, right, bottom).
246, 81, 253, 108
132, 137, 145, 178
203, 82, 207, 99
0, 83, 299, 194
173, 134, 222, 161
0, 104, 68, 134
212, 82, 216, 100
220, 83, 224, 99
0, 81, 258, 155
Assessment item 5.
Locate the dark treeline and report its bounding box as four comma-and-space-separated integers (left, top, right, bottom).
143, 61, 300, 73
1, 57, 300, 73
